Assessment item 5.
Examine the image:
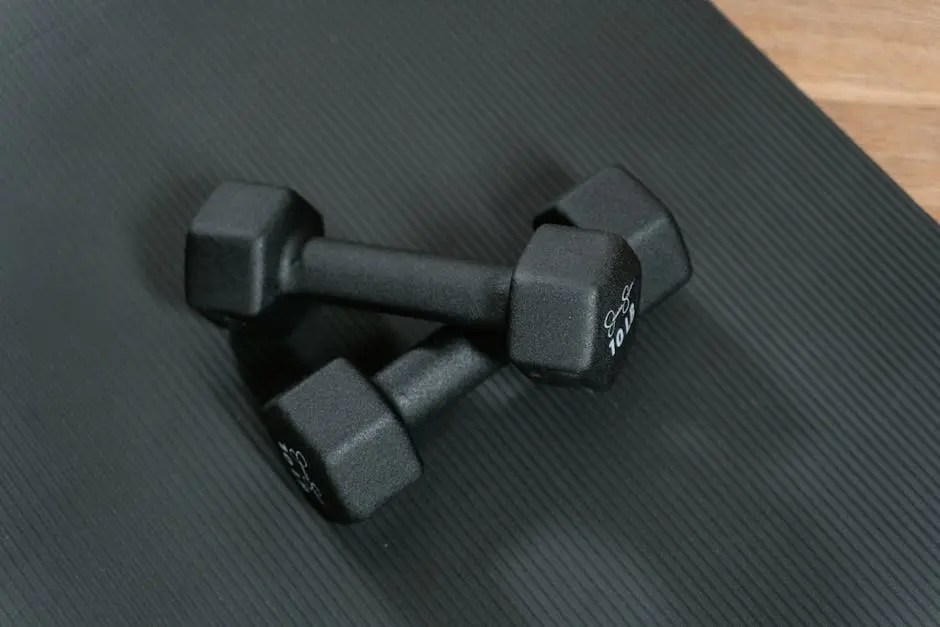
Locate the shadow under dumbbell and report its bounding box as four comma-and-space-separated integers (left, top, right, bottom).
228, 304, 429, 406
331, 294, 822, 625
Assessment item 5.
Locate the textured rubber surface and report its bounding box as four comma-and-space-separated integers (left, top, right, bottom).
3, 1, 940, 625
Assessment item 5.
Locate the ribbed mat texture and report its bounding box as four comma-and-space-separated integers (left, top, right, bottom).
2, 1, 940, 625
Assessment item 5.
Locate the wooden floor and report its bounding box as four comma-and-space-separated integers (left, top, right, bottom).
714, 0, 940, 220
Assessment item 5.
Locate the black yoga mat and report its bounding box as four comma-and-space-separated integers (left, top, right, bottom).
2, 1, 939, 624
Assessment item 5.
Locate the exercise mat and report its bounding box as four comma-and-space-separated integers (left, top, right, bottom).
2, 1, 939, 625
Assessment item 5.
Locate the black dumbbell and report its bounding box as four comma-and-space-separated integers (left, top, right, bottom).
186, 169, 657, 390
268, 326, 502, 523
265, 174, 692, 523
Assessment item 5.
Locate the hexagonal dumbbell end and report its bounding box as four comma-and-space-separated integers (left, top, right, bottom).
509, 224, 642, 389
536, 165, 692, 314
185, 182, 324, 330
263, 359, 422, 523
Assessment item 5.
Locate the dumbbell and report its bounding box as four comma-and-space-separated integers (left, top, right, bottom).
265, 170, 692, 522
268, 326, 502, 523
186, 170, 650, 390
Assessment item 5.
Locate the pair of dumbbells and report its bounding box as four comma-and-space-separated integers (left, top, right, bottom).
185, 166, 692, 522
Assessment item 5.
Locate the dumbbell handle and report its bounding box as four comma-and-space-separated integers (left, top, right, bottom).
368, 279, 668, 429
372, 327, 505, 428
288, 239, 512, 327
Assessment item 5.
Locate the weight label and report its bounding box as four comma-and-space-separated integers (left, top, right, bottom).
604, 281, 637, 357
278, 441, 324, 504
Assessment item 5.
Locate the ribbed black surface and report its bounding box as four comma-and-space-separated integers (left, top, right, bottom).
3, 1, 940, 625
